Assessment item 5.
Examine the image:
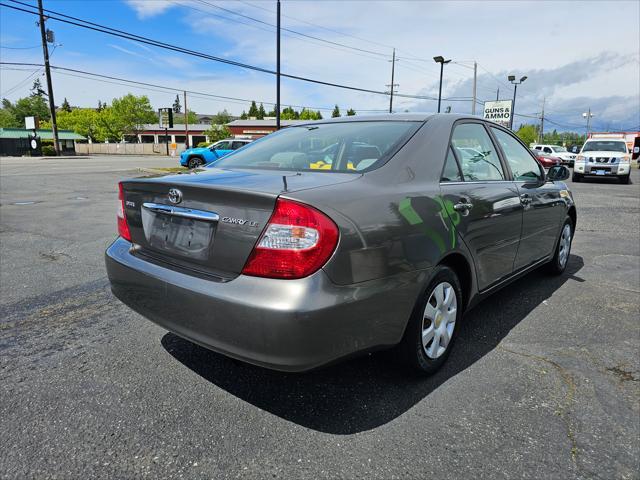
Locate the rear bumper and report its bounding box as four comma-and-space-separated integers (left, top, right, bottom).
105, 238, 425, 371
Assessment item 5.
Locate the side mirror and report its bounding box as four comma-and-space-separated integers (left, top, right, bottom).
547, 165, 570, 181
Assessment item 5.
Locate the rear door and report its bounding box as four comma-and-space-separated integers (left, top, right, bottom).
440, 121, 523, 291
489, 126, 564, 269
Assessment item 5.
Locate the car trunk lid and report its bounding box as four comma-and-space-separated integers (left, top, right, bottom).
120, 168, 357, 279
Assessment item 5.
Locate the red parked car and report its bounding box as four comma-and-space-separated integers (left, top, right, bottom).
530, 149, 561, 169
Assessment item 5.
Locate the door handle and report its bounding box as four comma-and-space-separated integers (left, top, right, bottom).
520, 194, 532, 205
453, 201, 473, 212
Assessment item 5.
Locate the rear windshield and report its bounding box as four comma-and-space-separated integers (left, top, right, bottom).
209, 121, 421, 172
582, 141, 627, 152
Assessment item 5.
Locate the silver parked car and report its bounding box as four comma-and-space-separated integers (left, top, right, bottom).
106, 114, 576, 375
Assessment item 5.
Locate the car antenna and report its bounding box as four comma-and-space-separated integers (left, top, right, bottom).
282, 175, 288, 191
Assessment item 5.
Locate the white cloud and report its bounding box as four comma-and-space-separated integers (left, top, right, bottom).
124, 0, 176, 19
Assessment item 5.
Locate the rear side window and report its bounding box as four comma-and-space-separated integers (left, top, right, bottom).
231, 141, 246, 150
441, 147, 462, 182
491, 127, 542, 181
212, 121, 421, 172
451, 123, 505, 181
543, 147, 552, 154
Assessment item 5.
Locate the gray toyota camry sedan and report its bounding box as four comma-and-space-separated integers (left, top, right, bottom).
106, 114, 576, 374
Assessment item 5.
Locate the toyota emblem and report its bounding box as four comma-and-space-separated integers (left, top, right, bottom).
168, 188, 183, 204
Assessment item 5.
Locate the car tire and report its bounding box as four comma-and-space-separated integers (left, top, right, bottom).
546, 217, 573, 275
397, 265, 463, 375
187, 157, 202, 169
619, 174, 630, 184
572, 173, 582, 182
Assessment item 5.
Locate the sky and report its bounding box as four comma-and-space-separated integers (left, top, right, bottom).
0, 0, 639, 132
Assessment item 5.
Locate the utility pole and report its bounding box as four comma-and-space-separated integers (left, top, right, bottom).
539, 97, 545, 143
275, 0, 281, 130
471, 61, 477, 115
183, 90, 189, 148
387, 48, 397, 114
37, 0, 60, 155
496, 87, 499, 101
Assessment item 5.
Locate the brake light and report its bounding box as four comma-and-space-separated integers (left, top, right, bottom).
117, 182, 131, 241
242, 199, 339, 279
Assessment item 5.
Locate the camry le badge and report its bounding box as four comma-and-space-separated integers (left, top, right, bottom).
221, 216, 259, 227
167, 188, 183, 204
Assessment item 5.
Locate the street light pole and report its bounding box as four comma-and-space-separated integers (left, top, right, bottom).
583, 108, 594, 136
275, 0, 281, 130
433, 56, 451, 114
508, 74, 527, 129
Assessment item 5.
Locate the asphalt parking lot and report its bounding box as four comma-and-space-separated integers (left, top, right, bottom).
1, 155, 639, 479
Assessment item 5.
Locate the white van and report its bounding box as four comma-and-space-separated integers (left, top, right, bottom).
573, 139, 631, 184
531, 144, 577, 166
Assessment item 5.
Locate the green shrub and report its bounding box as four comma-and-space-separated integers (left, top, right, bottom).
197, 141, 210, 148
41, 145, 56, 156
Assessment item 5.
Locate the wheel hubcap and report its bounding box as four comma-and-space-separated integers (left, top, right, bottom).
558, 224, 571, 268
422, 282, 457, 359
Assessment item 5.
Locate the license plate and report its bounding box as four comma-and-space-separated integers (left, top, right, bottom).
595, 170, 605, 175
141, 210, 214, 260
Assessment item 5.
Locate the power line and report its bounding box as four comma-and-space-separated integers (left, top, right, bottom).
0, 1, 475, 104
0, 44, 40, 49
195, 0, 391, 58
0, 1, 413, 99
0, 62, 388, 112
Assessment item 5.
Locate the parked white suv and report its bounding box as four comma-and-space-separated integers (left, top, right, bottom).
573, 139, 631, 184
532, 144, 577, 166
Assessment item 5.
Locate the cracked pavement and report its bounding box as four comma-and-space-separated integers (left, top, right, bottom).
1, 156, 639, 479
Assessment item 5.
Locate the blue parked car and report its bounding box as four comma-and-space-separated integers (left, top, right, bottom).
180, 138, 252, 168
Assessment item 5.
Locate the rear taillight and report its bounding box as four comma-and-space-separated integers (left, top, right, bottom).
117, 182, 131, 241
242, 199, 339, 279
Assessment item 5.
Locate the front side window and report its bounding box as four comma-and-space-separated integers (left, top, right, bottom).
491, 127, 542, 181
451, 123, 505, 181
211, 121, 420, 172
231, 141, 246, 150
543, 147, 552, 154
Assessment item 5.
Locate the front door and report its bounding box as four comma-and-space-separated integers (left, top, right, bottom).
489, 126, 565, 269
440, 122, 523, 291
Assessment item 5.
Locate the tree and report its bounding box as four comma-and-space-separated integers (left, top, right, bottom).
331, 105, 341, 118
61, 97, 72, 112
203, 124, 231, 143
240, 110, 248, 120
42, 108, 102, 141
346, 108, 356, 116
173, 94, 182, 113
299, 108, 322, 120
97, 94, 156, 141
280, 106, 299, 120
97, 100, 104, 111
257, 103, 266, 119
516, 124, 539, 146
31, 78, 46, 97
2, 95, 50, 125
0, 107, 19, 128
213, 109, 231, 125
174, 110, 198, 124
248, 101, 259, 118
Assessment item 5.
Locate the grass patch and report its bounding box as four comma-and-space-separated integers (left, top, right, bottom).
153, 167, 190, 173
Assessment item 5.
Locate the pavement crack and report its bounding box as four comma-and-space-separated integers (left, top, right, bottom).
497, 345, 580, 466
